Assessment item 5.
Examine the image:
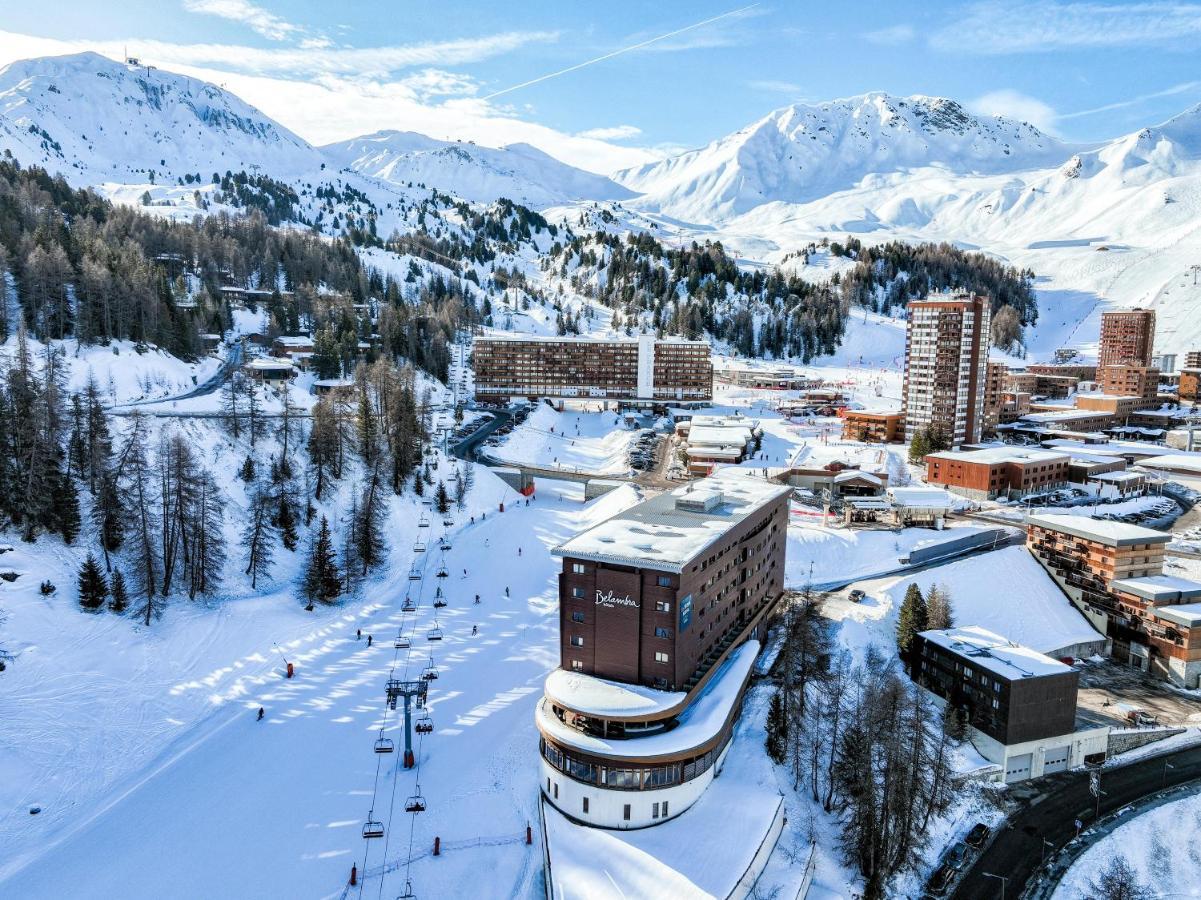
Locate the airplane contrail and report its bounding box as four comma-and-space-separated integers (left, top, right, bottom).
482, 4, 761, 101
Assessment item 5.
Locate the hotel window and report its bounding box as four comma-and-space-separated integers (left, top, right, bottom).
571, 660, 584, 671
582, 797, 589, 814
655, 601, 671, 613
655, 651, 669, 664
572, 611, 585, 624
623, 804, 631, 821
652, 802, 660, 819
572, 563, 587, 574
570, 635, 584, 647
662, 801, 668, 817
571, 587, 585, 599
657, 575, 673, 587
654, 627, 672, 639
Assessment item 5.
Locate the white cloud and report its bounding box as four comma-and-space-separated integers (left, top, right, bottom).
968, 89, 1060, 134
0, 30, 659, 175
747, 79, 802, 94
575, 125, 642, 141
865, 24, 915, 45
182, 0, 301, 42
931, 1, 1201, 54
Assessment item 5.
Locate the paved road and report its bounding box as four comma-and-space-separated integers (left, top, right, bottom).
952, 744, 1201, 899
111, 340, 244, 411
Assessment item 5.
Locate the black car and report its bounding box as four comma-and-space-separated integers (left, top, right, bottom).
927, 863, 955, 894
965, 823, 990, 848
944, 843, 969, 871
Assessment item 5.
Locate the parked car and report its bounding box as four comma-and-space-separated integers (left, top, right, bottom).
848, 589, 865, 603
964, 823, 990, 849
928, 863, 956, 894
944, 843, 969, 871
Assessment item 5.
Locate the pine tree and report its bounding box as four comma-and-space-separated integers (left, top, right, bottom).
354, 471, 387, 576
301, 516, 341, 609
765, 689, 788, 764
277, 490, 298, 551
77, 553, 108, 611
896, 582, 928, 656
1088, 855, 1150, 900
93, 469, 125, 570
925, 583, 954, 631
240, 455, 256, 482
907, 429, 928, 464
109, 568, 129, 613
54, 471, 81, 544
243, 479, 276, 590
412, 470, 424, 497
434, 480, 451, 515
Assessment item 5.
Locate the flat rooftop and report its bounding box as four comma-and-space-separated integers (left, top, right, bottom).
926, 446, 1069, 466
1026, 512, 1172, 547
551, 478, 791, 573
473, 332, 707, 346
1110, 575, 1201, 602
920, 625, 1072, 679
887, 486, 956, 508
1153, 603, 1201, 627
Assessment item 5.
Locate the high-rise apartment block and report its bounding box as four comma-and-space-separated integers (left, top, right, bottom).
902, 292, 991, 447
1098, 308, 1155, 369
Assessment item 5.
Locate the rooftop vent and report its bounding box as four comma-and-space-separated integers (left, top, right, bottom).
676, 490, 723, 513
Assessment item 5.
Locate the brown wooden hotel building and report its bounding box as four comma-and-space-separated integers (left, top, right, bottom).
472, 333, 712, 405
537, 476, 789, 829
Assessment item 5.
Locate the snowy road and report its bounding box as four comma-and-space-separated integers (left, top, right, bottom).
1, 478, 629, 900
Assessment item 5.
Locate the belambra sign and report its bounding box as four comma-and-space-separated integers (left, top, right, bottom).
595, 589, 639, 609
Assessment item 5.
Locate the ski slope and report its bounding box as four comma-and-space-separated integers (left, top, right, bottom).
0, 477, 643, 900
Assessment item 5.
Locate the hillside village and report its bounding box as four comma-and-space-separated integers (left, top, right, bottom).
0, 41, 1200, 900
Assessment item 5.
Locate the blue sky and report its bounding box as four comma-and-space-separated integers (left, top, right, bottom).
1, 1, 1200, 172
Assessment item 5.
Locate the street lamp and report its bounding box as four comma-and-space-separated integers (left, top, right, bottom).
982, 872, 1009, 899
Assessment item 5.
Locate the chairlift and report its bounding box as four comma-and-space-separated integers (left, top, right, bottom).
404, 790, 427, 814
413, 539, 426, 553
438, 537, 452, 551
415, 714, 433, 734
362, 815, 385, 839
433, 598, 447, 609
422, 660, 440, 680
403, 595, 417, 611
374, 736, 395, 754
418, 513, 430, 528
426, 627, 443, 642
395, 634, 411, 650
398, 880, 417, 900
436, 565, 448, 578
408, 566, 421, 582
442, 517, 454, 527
435, 586, 444, 598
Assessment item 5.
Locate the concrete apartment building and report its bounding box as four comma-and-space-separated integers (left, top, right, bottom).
925, 447, 1070, 500
1098, 308, 1156, 369
902, 292, 992, 447
914, 626, 1108, 782
841, 409, 903, 443
538, 477, 789, 829
472, 333, 712, 406
982, 361, 1008, 434
1179, 368, 1201, 402
1096, 363, 1160, 407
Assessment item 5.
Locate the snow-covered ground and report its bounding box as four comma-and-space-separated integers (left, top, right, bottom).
0, 476, 641, 899
825, 545, 1102, 662
1052, 789, 1201, 899
484, 404, 641, 476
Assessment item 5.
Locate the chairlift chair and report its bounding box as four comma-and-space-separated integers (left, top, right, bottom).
426, 627, 443, 642
418, 513, 430, 528
408, 566, 421, 582
433, 598, 447, 609
438, 537, 452, 551
415, 714, 433, 734
422, 661, 439, 680
398, 880, 417, 900
413, 539, 426, 553
442, 517, 454, 527
395, 634, 411, 650
362, 816, 385, 839
404, 790, 426, 814
374, 736, 395, 754
402, 595, 417, 611
436, 565, 448, 578
435, 586, 444, 598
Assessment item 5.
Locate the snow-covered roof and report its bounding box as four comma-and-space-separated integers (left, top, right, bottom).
273, 335, 312, 347
1089, 470, 1146, 482
313, 378, 354, 388
1021, 409, 1110, 423
544, 669, 686, 719
1134, 454, 1201, 476
887, 486, 955, 509
474, 332, 707, 346
1153, 603, 1201, 627
244, 357, 293, 371
685, 446, 743, 460
1110, 575, 1201, 602
834, 469, 883, 485
920, 625, 1072, 679
926, 446, 1069, 466
1026, 513, 1171, 546
536, 640, 758, 759
687, 413, 759, 429
686, 425, 752, 447
552, 478, 790, 573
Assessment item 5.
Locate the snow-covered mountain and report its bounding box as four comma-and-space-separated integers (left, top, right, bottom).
322, 130, 635, 207
614, 93, 1074, 223
0, 52, 321, 181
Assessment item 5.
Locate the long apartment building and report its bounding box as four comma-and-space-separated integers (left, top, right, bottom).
1027, 514, 1201, 687
902, 292, 991, 447
925, 446, 1070, 500
538, 476, 789, 829
1098, 308, 1155, 369
472, 333, 712, 405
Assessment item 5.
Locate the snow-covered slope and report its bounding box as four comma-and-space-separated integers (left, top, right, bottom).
614, 93, 1072, 222
323, 130, 636, 207
0, 52, 321, 180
